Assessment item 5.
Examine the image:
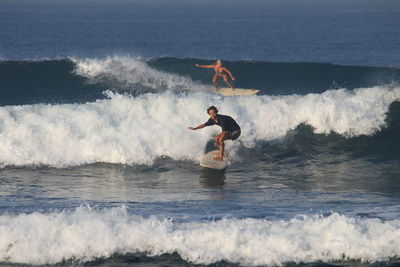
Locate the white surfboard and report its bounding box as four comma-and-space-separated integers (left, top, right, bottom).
200, 150, 228, 170
216, 88, 260, 96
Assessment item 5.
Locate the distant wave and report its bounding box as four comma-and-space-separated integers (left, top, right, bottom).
72, 56, 209, 93
1, 56, 400, 106
0, 86, 398, 168
149, 56, 400, 95
1, 205, 400, 265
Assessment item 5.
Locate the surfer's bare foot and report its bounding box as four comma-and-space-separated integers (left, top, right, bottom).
213, 151, 224, 155
213, 156, 223, 161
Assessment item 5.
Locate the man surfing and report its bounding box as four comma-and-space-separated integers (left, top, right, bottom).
195, 60, 236, 90
188, 106, 241, 161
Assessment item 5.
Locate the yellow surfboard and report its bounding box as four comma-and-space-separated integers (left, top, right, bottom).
216, 88, 260, 96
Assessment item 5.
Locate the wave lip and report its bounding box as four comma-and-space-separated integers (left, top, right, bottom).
72, 56, 209, 93
0, 86, 399, 168
1, 206, 400, 265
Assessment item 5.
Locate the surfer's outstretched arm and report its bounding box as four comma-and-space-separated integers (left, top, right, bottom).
188, 124, 206, 130
195, 64, 214, 68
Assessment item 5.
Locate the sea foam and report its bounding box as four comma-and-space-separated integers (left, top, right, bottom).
0, 86, 398, 167
0, 206, 400, 265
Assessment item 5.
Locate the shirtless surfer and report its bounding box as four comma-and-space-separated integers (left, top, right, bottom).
188, 106, 241, 161
195, 60, 236, 89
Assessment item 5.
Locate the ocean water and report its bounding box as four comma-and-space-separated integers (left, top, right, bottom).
1, 0, 400, 266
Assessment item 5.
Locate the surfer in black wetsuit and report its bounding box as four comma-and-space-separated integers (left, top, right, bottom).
195, 60, 235, 89
188, 106, 241, 161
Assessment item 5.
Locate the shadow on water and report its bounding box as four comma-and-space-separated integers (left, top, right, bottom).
199, 168, 226, 189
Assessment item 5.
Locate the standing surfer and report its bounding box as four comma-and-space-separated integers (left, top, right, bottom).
188, 106, 241, 161
195, 60, 236, 90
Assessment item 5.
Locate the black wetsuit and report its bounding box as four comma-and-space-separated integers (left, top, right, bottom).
204, 114, 241, 140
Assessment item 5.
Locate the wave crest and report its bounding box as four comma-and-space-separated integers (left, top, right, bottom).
0, 86, 398, 167
1, 206, 400, 265
72, 56, 209, 93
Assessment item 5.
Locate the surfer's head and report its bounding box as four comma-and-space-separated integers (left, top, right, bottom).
207, 106, 218, 120
215, 60, 222, 66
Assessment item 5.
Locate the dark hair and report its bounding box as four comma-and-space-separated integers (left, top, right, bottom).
207, 106, 218, 114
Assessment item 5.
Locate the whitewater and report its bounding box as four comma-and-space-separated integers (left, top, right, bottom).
0, 85, 398, 168
0, 45, 399, 267
1, 206, 400, 265
1, 0, 400, 266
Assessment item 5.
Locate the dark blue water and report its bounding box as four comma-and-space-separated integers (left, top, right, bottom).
1, 0, 400, 266
1, 0, 400, 66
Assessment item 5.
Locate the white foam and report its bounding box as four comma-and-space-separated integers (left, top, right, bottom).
0, 86, 399, 167
1, 206, 400, 265
71, 56, 209, 92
